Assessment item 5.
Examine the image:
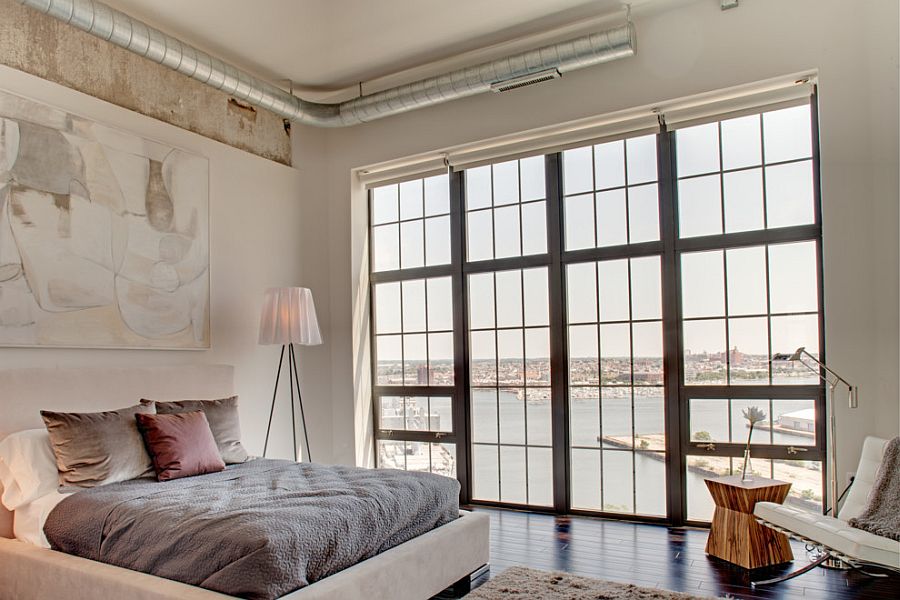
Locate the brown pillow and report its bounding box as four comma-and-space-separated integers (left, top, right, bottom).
41, 404, 156, 488
141, 396, 248, 464
136, 411, 225, 482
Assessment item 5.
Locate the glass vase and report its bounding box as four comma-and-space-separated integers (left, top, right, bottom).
741, 448, 753, 482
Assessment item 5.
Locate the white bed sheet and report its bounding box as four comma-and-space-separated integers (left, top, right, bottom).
13, 490, 68, 548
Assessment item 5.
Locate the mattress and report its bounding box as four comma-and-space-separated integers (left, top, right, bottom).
43, 459, 460, 600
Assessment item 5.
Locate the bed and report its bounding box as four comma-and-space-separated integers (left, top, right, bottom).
0, 365, 490, 600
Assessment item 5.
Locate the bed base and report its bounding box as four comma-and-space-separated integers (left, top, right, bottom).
0, 510, 490, 600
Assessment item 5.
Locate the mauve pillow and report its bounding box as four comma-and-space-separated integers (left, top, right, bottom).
41, 404, 156, 488
142, 396, 248, 464
136, 411, 225, 482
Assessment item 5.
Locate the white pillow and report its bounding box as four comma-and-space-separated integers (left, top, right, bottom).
0, 429, 59, 510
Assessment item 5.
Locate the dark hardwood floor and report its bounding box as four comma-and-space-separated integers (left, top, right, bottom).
461, 507, 898, 599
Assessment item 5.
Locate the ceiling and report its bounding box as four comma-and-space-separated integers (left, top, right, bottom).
101, 0, 689, 93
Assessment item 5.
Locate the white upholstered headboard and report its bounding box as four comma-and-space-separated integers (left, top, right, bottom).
0, 364, 235, 539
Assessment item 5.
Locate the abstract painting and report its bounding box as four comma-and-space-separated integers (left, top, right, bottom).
0, 89, 209, 348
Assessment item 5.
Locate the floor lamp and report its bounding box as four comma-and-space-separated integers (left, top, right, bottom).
771, 346, 858, 569
258, 287, 322, 462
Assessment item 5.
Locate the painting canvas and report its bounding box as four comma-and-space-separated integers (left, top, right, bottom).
0, 89, 209, 348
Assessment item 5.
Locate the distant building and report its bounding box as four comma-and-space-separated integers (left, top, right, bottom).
778, 408, 815, 432
417, 364, 431, 385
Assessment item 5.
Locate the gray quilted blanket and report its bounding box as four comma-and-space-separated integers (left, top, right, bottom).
849, 436, 900, 541
43, 459, 460, 599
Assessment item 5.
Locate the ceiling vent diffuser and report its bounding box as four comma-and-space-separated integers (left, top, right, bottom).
490, 68, 562, 93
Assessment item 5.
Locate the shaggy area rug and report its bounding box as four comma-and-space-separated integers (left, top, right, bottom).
466, 566, 717, 600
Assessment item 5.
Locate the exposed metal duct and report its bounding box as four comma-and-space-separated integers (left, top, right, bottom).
18, 0, 636, 128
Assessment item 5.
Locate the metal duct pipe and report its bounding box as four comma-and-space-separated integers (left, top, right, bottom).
18, 0, 636, 128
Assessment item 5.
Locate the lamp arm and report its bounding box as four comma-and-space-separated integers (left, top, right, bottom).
797, 350, 855, 392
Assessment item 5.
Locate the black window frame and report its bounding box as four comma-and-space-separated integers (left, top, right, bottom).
367, 92, 825, 526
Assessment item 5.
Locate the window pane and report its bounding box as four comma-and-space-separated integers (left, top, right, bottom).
721, 114, 761, 170
403, 334, 426, 384
597, 259, 630, 322
473, 444, 499, 500
498, 388, 525, 444
728, 317, 769, 385
405, 396, 428, 431
500, 446, 527, 504
378, 396, 404, 430
525, 328, 550, 386
563, 146, 593, 195
495, 270, 523, 328
769, 241, 818, 314
521, 200, 547, 255
632, 322, 663, 385
372, 184, 399, 224
634, 391, 665, 450
731, 399, 772, 445
430, 443, 457, 477
493, 204, 521, 258
628, 183, 660, 243
567, 262, 598, 323
374, 282, 401, 334
564, 193, 595, 250
426, 277, 453, 331
630, 256, 661, 320
772, 399, 816, 445
594, 140, 625, 189
520, 155, 546, 201
603, 450, 634, 513
466, 166, 492, 210
686, 455, 733, 521
600, 323, 630, 384
569, 325, 599, 385
399, 220, 424, 268
689, 399, 729, 443
681, 250, 725, 318
468, 272, 495, 329
430, 397, 453, 433
473, 389, 498, 443
678, 174, 722, 238
635, 451, 666, 516
526, 390, 552, 446
523, 267, 550, 327
376, 335, 402, 385
571, 448, 602, 510
470, 330, 497, 386
401, 279, 426, 332
372, 223, 399, 271
492, 160, 519, 206
724, 168, 764, 233
424, 174, 449, 216
596, 189, 628, 247
726, 246, 767, 316
765, 160, 815, 228
378, 440, 406, 470
676, 122, 719, 177
626, 134, 657, 185
424, 215, 451, 266
527, 447, 553, 507
683, 319, 726, 385
497, 331, 524, 386
775, 459, 822, 513
428, 332, 453, 385
467, 209, 493, 262
763, 104, 812, 163
771, 314, 819, 384
570, 392, 600, 446
399, 179, 423, 220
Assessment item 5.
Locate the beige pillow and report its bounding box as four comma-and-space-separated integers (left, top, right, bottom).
40, 404, 156, 488
142, 396, 248, 464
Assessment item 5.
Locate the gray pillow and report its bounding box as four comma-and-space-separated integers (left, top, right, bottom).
142, 396, 248, 464
40, 404, 156, 488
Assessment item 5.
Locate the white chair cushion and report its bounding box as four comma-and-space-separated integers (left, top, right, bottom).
754, 501, 900, 568
840, 437, 889, 521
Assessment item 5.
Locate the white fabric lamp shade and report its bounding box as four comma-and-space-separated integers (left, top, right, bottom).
258, 287, 323, 346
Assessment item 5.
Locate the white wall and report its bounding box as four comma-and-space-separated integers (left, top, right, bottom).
0, 64, 326, 460
299, 0, 900, 495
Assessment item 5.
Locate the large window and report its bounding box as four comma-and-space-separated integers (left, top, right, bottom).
368, 97, 824, 524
